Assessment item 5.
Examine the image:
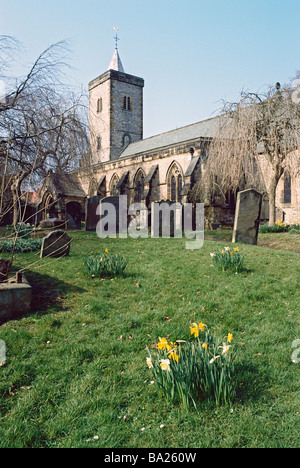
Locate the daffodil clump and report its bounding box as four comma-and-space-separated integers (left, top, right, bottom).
84, 249, 127, 278
210, 246, 244, 273
146, 322, 237, 410
259, 221, 300, 233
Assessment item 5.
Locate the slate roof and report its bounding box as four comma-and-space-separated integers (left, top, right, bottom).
48, 171, 86, 198
119, 115, 229, 159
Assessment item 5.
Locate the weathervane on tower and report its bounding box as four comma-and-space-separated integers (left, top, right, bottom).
113, 26, 120, 49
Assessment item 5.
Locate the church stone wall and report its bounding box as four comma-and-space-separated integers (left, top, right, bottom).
88, 69, 144, 164
89, 77, 111, 163
78, 147, 195, 204
110, 78, 143, 160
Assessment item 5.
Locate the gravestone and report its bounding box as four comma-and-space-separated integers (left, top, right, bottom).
0, 260, 11, 283
40, 230, 72, 258
87, 196, 130, 235
85, 196, 102, 231
232, 189, 262, 245
98, 196, 123, 235
151, 201, 182, 238
0, 274, 32, 324
66, 202, 82, 230
39, 218, 65, 229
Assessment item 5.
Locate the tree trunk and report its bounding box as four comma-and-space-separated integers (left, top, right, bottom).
11, 176, 22, 226
268, 167, 284, 226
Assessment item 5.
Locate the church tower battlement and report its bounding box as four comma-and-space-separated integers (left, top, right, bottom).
88, 42, 144, 164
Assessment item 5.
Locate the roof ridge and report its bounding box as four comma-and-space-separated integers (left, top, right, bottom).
129, 114, 222, 145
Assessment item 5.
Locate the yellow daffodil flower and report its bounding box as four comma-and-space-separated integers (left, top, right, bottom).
169, 351, 179, 362
190, 324, 199, 338
158, 337, 168, 351
190, 322, 206, 337
227, 333, 233, 343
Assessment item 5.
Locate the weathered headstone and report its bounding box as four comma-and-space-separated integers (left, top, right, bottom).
66, 202, 82, 230
39, 218, 65, 229
151, 201, 182, 238
40, 230, 72, 258
98, 196, 122, 235
85, 196, 102, 231
232, 189, 262, 245
0, 259, 11, 283
0, 275, 32, 324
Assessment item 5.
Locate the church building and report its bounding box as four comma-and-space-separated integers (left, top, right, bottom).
37, 43, 299, 229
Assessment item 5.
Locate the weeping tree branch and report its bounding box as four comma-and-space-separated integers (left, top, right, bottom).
0, 36, 89, 278
193, 83, 300, 225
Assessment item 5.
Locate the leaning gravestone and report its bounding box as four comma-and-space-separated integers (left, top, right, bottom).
39, 218, 65, 229
40, 230, 72, 258
232, 189, 262, 245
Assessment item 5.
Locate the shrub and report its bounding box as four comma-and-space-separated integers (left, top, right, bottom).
259, 222, 300, 234
84, 250, 127, 278
210, 247, 244, 273
0, 238, 42, 253
146, 322, 237, 410
259, 222, 289, 233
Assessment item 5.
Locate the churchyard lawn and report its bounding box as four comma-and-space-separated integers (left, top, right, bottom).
0, 230, 299, 448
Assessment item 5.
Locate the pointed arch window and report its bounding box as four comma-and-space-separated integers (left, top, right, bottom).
110, 174, 119, 196
168, 163, 184, 202
171, 176, 177, 202
177, 175, 183, 202
134, 170, 145, 203
123, 133, 131, 147
137, 175, 144, 203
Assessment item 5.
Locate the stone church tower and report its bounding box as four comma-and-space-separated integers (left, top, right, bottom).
88, 46, 144, 164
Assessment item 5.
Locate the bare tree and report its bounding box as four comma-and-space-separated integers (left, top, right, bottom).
0, 36, 88, 281
197, 84, 300, 225
0, 36, 88, 226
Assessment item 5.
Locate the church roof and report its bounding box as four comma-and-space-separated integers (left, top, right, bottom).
46, 171, 86, 199
108, 48, 125, 73
119, 115, 229, 159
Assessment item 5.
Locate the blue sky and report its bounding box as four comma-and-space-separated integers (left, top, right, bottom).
1, 0, 299, 137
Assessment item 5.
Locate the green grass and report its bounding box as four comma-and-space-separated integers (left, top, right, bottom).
0, 231, 299, 448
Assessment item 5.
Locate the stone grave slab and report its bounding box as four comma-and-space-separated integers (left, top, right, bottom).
40, 230, 72, 258
232, 189, 262, 245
